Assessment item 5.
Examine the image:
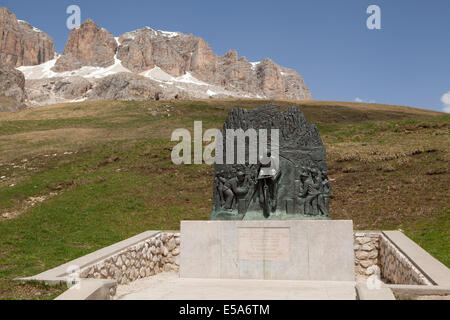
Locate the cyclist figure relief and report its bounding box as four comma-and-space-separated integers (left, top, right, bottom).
257, 151, 281, 218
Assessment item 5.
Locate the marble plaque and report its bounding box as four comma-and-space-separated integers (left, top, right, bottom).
180, 221, 355, 281
238, 228, 290, 261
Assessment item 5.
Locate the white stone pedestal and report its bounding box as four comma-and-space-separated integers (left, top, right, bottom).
180, 220, 355, 281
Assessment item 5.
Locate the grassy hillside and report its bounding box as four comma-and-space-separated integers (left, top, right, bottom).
0, 99, 448, 299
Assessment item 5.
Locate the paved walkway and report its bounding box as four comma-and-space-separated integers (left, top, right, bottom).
116, 272, 356, 300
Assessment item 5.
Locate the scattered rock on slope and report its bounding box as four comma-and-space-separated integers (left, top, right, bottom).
87, 72, 187, 101
25, 76, 93, 106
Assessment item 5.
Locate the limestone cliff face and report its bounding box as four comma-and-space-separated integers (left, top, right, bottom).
114, 27, 310, 100
117, 28, 218, 79
278, 65, 312, 101
0, 7, 54, 67
0, 63, 26, 111
214, 50, 256, 93
116, 29, 155, 73
189, 37, 218, 82
5, 11, 311, 104
256, 58, 286, 100
52, 19, 118, 72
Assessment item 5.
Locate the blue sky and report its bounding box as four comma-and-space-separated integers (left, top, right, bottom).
2, 0, 450, 112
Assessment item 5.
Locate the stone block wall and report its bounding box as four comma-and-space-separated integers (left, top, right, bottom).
354, 231, 381, 281
77, 230, 431, 298
379, 234, 432, 285
353, 231, 432, 285
80, 232, 180, 296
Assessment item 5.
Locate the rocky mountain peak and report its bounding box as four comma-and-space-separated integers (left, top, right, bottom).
222, 50, 239, 64
0, 8, 20, 34
3, 7, 311, 105
52, 19, 118, 72
0, 7, 54, 67
81, 18, 96, 27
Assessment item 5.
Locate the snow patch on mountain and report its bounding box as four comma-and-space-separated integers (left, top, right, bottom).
250, 61, 260, 70
139, 67, 174, 83
158, 30, 179, 38
18, 55, 132, 80
18, 20, 43, 33
174, 72, 209, 86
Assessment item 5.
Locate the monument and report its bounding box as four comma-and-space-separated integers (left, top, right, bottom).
180, 105, 355, 282
211, 104, 331, 220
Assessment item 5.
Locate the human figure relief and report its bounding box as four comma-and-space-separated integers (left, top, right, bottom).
214, 171, 227, 208
223, 171, 250, 211
257, 152, 281, 218
318, 170, 331, 216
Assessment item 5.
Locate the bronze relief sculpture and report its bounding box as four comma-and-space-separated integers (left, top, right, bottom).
211, 104, 331, 220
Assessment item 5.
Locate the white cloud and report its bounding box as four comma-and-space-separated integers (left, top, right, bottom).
441, 92, 450, 113
355, 97, 376, 104
441, 92, 450, 105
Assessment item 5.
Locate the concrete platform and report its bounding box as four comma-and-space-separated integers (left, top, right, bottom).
181, 220, 355, 281
116, 273, 357, 300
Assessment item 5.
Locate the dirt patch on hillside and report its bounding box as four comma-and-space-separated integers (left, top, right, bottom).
1, 192, 58, 221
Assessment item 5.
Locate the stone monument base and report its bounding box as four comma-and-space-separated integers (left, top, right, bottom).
180, 220, 355, 282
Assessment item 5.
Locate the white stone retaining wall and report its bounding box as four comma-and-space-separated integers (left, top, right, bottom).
79, 232, 180, 297
353, 231, 432, 286
76, 230, 431, 298
354, 231, 381, 281
379, 234, 433, 286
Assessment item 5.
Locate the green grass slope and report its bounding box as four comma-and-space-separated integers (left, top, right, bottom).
0, 99, 448, 299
